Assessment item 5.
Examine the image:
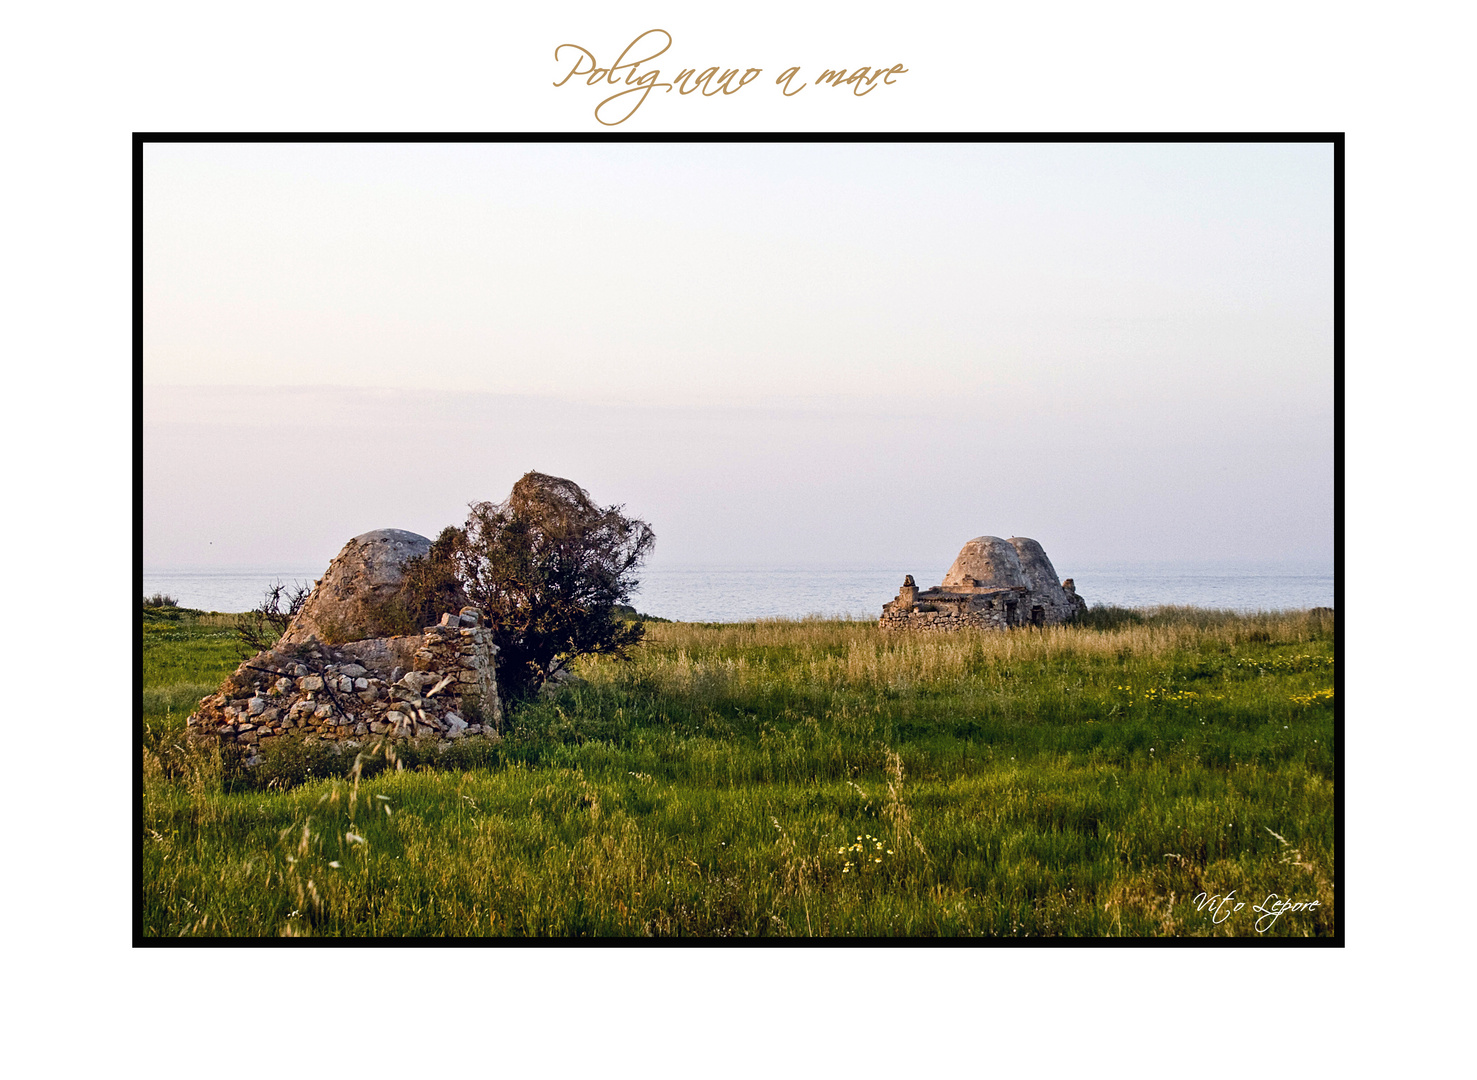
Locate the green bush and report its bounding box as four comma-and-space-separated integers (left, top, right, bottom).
1074, 604, 1146, 630
257, 736, 343, 790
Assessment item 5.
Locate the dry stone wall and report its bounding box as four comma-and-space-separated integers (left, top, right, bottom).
879, 591, 1027, 632
187, 607, 503, 766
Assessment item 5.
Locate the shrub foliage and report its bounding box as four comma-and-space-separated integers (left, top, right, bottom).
364, 526, 468, 637
445, 471, 655, 701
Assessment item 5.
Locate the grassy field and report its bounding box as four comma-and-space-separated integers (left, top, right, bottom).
141, 605, 1337, 938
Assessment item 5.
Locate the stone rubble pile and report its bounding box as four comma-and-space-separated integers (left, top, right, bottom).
187, 607, 503, 765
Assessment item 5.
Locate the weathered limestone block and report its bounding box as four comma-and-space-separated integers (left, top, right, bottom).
337, 635, 423, 674
1061, 578, 1088, 617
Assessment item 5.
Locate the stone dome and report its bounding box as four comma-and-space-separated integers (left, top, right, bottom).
941, 536, 1027, 590
282, 529, 434, 645
1007, 536, 1070, 608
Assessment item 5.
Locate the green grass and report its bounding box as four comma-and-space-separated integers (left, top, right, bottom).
141, 607, 1337, 937
141, 606, 248, 727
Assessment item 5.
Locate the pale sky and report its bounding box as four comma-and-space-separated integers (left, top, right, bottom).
143, 141, 1333, 573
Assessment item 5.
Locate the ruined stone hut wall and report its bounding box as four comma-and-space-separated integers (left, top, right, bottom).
187, 610, 503, 762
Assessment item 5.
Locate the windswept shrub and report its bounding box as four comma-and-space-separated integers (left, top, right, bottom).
236, 580, 311, 653
451, 471, 656, 701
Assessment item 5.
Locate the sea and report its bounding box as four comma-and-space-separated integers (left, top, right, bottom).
141, 565, 1335, 622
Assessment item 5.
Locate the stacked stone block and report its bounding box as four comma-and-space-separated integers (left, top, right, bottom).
878, 593, 1024, 632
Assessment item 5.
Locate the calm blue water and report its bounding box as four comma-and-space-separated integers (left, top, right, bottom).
142, 565, 1334, 621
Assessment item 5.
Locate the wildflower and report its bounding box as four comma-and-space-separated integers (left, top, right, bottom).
328, 861, 341, 868
346, 832, 366, 844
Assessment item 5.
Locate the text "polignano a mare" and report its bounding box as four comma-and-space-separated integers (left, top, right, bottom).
553, 29, 909, 126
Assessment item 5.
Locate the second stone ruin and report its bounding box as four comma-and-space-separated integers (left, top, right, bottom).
880, 535, 1087, 632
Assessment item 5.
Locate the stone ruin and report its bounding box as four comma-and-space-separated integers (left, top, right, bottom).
880, 536, 1088, 632
186, 529, 503, 765
280, 528, 449, 647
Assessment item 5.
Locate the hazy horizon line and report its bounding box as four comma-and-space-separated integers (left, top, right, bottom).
143, 559, 1336, 575
142, 381, 1331, 422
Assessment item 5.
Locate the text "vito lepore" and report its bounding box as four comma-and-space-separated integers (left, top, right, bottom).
1194, 889, 1323, 933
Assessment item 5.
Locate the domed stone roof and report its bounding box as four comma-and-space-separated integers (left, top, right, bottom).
1007, 537, 1071, 608
283, 529, 435, 645
941, 536, 1027, 590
